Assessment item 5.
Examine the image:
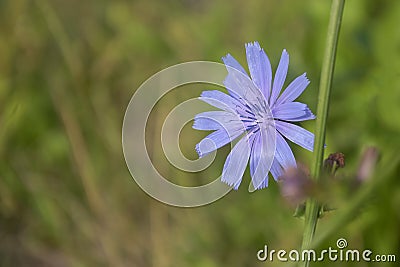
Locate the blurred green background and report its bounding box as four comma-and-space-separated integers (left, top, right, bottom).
1, 0, 399, 266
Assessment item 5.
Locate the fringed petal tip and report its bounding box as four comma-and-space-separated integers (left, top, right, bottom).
309, 112, 316, 120
303, 72, 310, 81
192, 119, 200, 130
245, 41, 261, 50
223, 176, 269, 191
222, 54, 247, 75
195, 143, 203, 158
252, 178, 269, 190
221, 179, 241, 190
304, 108, 316, 121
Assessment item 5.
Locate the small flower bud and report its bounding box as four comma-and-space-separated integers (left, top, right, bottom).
324, 152, 345, 175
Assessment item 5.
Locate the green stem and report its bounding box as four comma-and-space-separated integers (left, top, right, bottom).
300, 1, 345, 266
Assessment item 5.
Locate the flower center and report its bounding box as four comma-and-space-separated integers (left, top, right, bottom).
255, 112, 272, 126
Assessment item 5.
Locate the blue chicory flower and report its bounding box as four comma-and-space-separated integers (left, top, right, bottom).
193, 41, 315, 190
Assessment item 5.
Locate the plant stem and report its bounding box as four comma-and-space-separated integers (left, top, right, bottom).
300, 1, 345, 266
